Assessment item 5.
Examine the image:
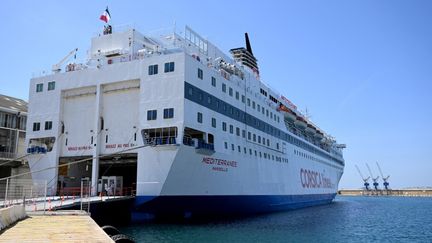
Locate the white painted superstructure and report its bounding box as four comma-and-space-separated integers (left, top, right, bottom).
26, 25, 345, 215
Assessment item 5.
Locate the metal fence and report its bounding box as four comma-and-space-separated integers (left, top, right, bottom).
0, 179, 47, 211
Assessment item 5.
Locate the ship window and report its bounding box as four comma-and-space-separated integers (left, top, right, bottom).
247, 98, 250, 106
248, 132, 251, 140
262, 107, 265, 114
48, 81, 55, 91
229, 125, 233, 134
229, 87, 233, 96
36, 83, 43, 92
212, 118, 216, 128
257, 104, 260, 111
255, 150, 257, 156
253, 134, 256, 142
235, 91, 239, 100
241, 95, 245, 103
164, 62, 175, 73
266, 110, 269, 117
198, 68, 203, 80
211, 77, 216, 87
249, 149, 252, 155
238, 145, 241, 152
231, 144, 234, 151
222, 83, 226, 92
258, 136, 261, 143
242, 129, 246, 138
252, 101, 255, 109
224, 142, 228, 149
208, 134, 214, 144
148, 64, 158, 75
143, 127, 178, 145
236, 127, 240, 136
197, 112, 203, 123
188, 87, 193, 96
222, 122, 227, 131
147, 110, 157, 120
207, 96, 212, 104
270, 112, 273, 119
45, 121, 52, 130
33, 122, 40, 131
163, 108, 174, 119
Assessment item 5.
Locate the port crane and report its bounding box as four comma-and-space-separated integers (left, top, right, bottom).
366, 163, 380, 190
376, 162, 390, 190
355, 165, 370, 190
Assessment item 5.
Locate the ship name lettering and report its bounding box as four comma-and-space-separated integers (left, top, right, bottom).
300, 168, 333, 189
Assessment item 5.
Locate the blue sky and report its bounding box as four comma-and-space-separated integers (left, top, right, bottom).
1, 1, 431, 189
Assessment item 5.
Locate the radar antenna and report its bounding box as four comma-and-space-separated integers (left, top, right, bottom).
366, 163, 380, 191
355, 164, 370, 191
376, 162, 390, 190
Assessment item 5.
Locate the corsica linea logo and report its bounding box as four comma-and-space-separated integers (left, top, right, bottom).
300, 168, 333, 189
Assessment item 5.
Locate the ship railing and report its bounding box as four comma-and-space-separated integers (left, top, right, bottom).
144, 136, 177, 146
196, 140, 214, 151
182, 136, 195, 147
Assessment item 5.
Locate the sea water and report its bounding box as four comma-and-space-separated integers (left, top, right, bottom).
118, 196, 432, 242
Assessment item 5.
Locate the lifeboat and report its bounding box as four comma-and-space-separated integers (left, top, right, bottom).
279, 104, 297, 121
295, 117, 307, 130
314, 130, 324, 140
306, 124, 316, 135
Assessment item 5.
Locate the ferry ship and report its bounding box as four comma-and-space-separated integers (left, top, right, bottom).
26, 25, 345, 217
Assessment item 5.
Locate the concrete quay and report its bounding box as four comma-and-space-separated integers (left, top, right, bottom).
0, 210, 113, 243
338, 188, 432, 197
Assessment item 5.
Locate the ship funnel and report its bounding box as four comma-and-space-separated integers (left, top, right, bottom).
245, 33, 253, 56
230, 32, 259, 75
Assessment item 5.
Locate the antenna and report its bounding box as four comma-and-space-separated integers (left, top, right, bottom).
366, 163, 380, 191
355, 164, 370, 190
376, 162, 390, 190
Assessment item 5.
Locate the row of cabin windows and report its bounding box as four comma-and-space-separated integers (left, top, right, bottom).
148, 62, 175, 75
196, 67, 280, 125
210, 76, 280, 124
294, 149, 327, 164
198, 112, 280, 150
36, 81, 56, 93
32, 121, 52, 131
147, 108, 174, 120
223, 141, 288, 163
187, 83, 343, 165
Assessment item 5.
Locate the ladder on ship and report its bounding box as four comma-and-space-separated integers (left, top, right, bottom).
80, 178, 91, 214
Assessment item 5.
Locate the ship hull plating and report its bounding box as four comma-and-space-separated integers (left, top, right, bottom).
133, 194, 336, 218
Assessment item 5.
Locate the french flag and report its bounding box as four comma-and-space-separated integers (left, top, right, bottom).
100, 7, 111, 23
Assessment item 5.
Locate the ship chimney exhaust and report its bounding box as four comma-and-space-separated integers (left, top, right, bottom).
230, 32, 259, 75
